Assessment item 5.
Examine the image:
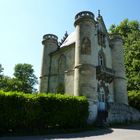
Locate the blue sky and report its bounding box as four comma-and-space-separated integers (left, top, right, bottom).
0, 0, 140, 88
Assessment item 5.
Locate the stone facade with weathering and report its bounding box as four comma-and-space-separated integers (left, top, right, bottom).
40, 11, 140, 123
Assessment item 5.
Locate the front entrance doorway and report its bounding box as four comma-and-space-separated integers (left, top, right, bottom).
98, 87, 106, 111
97, 85, 108, 125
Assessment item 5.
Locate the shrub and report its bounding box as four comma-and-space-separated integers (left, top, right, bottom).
128, 90, 140, 111
0, 91, 88, 134
56, 83, 65, 94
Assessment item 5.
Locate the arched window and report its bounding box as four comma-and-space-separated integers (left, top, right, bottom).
98, 50, 106, 66
57, 54, 66, 93
81, 37, 91, 55
58, 55, 66, 74
97, 30, 106, 47
99, 55, 103, 66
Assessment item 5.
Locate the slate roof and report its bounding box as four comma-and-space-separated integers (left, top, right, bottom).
60, 31, 76, 48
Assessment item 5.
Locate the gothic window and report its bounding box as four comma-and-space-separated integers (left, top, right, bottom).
99, 55, 103, 66
98, 50, 106, 67
57, 54, 66, 93
81, 37, 91, 55
97, 30, 106, 47
58, 54, 66, 75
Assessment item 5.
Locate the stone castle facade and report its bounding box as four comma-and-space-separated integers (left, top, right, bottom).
40, 11, 129, 122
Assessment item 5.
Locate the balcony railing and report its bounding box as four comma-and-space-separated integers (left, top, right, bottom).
96, 65, 115, 83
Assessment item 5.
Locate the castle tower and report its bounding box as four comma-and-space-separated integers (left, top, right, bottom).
40, 34, 58, 93
110, 34, 128, 105
74, 11, 98, 122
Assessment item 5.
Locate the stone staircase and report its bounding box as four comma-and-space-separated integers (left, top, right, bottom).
107, 103, 140, 124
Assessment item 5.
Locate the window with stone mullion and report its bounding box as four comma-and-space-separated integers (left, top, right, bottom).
98, 31, 106, 47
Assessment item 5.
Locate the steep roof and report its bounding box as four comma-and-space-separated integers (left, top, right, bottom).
60, 31, 76, 48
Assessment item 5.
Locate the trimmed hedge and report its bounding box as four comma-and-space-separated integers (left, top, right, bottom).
0, 91, 88, 134
128, 90, 140, 111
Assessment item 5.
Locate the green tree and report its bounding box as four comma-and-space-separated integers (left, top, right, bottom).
0, 76, 28, 92
0, 64, 4, 78
0, 76, 9, 90
0, 64, 6, 90
109, 19, 140, 91
13, 63, 38, 93
4, 78, 24, 92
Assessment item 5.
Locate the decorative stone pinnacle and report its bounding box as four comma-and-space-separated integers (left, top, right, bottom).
98, 10, 101, 17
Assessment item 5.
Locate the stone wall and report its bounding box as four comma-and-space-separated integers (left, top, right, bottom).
65, 70, 74, 95
107, 103, 140, 123
87, 99, 98, 124
49, 44, 75, 93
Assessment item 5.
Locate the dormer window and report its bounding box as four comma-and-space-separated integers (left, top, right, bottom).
98, 30, 106, 47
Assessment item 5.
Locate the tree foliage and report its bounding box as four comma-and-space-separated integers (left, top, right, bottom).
109, 19, 140, 91
128, 90, 140, 111
0, 63, 38, 93
1, 77, 24, 92
0, 64, 4, 78
13, 63, 38, 93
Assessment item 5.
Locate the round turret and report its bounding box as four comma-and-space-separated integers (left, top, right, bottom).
110, 33, 128, 105
74, 11, 98, 123
74, 11, 95, 26
42, 34, 58, 45
40, 33, 58, 93
110, 33, 123, 44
